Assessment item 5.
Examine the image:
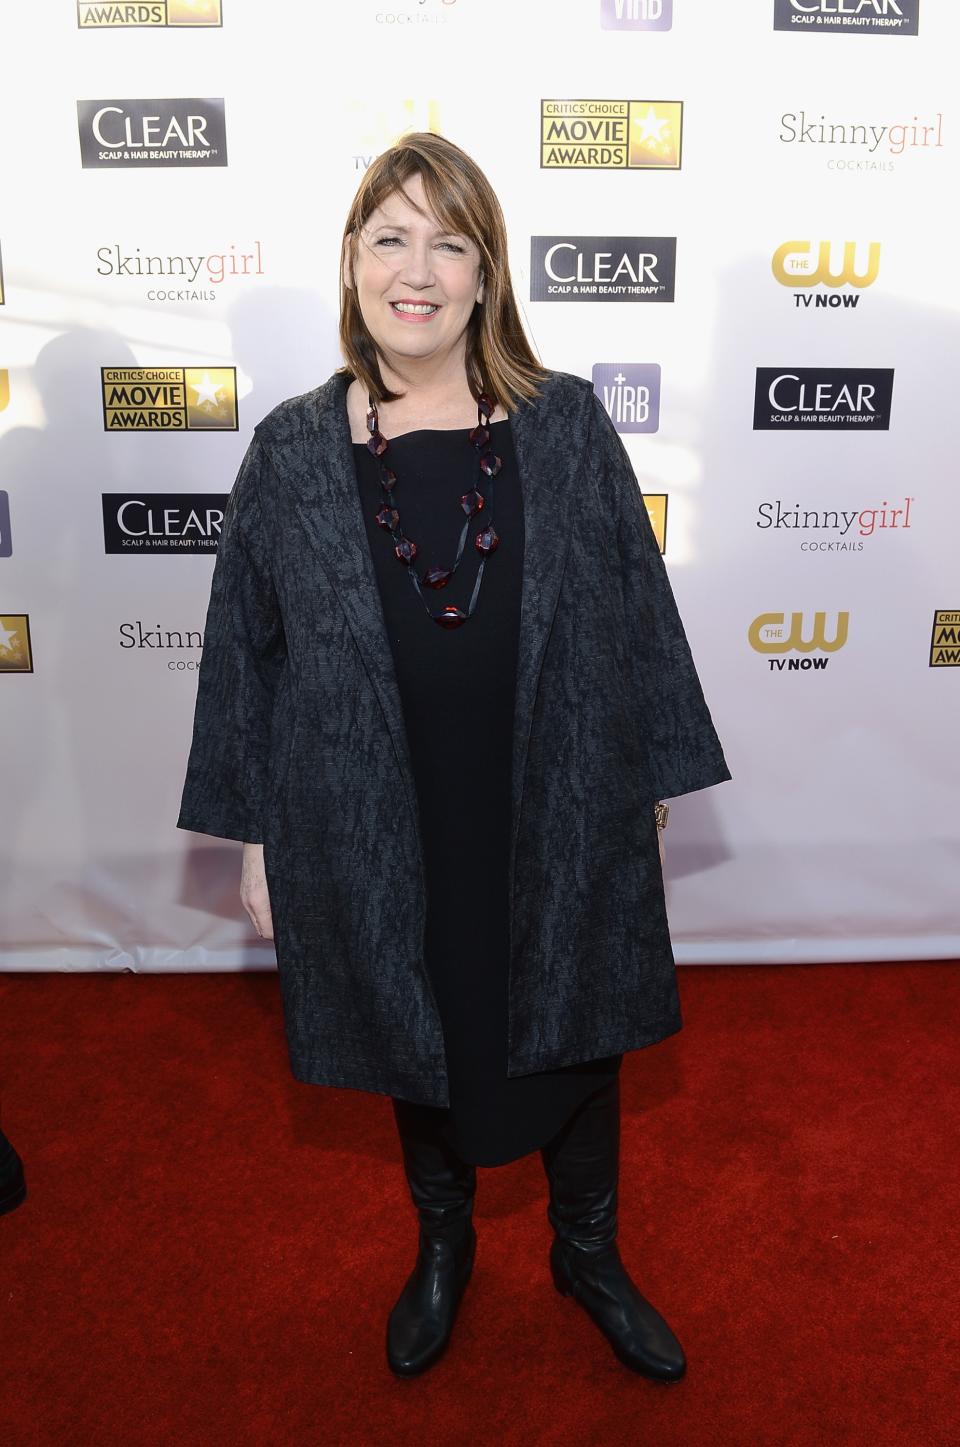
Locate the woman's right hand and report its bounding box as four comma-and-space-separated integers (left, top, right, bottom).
241, 842, 274, 941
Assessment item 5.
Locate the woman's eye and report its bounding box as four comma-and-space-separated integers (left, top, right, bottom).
376, 237, 466, 253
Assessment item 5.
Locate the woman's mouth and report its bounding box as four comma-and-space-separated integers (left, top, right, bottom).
389, 301, 441, 322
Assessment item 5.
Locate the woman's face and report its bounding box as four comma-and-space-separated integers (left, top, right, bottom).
345, 171, 484, 376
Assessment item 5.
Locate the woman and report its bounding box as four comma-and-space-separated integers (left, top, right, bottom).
177, 132, 732, 1381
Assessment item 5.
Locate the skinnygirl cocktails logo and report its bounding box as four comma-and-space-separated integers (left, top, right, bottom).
778, 109, 943, 170
755, 495, 913, 551
96, 241, 265, 303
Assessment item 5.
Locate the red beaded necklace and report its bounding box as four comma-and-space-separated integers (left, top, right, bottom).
365, 390, 503, 629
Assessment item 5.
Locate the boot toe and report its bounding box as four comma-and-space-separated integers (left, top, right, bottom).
385, 1229, 476, 1377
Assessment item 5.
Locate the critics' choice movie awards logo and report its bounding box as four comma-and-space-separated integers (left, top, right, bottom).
96, 242, 265, 303
0, 370, 9, 411
0, 615, 33, 673
101, 368, 238, 430
593, 363, 661, 433
773, 0, 920, 35
102, 495, 228, 552
756, 496, 913, 551
540, 101, 682, 169
0, 492, 11, 557
77, 99, 227, 168
77, 1, 222, 24
753, 368, 894, 428
601, 0, 672, 29
531, 238, 676, 302
749, 611, 849, 669
772, 240, 880, 307
930, 611, 960, 667
778, 110, 943, 170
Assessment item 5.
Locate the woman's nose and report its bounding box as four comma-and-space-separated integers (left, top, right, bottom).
391, 245, 435, 284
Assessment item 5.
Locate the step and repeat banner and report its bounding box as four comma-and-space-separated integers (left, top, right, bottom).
1, 1, 957, 971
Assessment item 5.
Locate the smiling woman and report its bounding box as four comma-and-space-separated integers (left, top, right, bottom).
178, 129, 730, 1383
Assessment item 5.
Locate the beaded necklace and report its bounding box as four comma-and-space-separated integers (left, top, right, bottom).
365, 391, 503, 629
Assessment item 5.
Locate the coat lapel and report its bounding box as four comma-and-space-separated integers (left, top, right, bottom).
283, 368, 580, 890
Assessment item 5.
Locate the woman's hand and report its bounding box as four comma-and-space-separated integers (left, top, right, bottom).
241, 842, 274, 941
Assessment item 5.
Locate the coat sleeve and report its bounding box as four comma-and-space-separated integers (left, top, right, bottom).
176, 434, 287, 844
588, 391, 733, 802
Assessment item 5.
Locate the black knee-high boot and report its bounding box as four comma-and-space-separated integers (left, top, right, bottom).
540, 1077, 686, 1381
387, 1098, 478, 1377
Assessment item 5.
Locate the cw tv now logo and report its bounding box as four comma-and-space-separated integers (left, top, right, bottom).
749, 611, 849, 669
772, 240, 880, 309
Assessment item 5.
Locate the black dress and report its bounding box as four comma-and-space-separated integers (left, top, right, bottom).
352, 417, 621, 1168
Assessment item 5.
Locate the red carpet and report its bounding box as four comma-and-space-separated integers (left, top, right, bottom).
1, 962, 958, 1447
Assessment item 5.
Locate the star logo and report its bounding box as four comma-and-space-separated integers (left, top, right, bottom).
633, 107, 669, 146
190, 371, 224, 409
0, 613, 32, 672
627, 102, 682, 169
184, 367, 239, 430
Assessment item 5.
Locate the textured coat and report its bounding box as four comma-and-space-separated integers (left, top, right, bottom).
176, 367, 732, 1107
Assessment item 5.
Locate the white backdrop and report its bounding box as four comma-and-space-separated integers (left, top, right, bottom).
1, 0, 957, 972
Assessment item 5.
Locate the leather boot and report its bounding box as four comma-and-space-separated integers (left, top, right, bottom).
540, 1077, 686, 1382
387, 1097, 477, 1377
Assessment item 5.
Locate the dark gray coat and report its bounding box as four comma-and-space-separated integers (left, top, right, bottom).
176, 367, 732, 1107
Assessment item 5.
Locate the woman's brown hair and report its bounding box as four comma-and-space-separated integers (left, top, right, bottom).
338, 131, 550, 413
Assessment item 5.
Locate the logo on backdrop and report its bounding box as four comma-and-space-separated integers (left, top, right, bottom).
540, 101, 682, 169
0, 614, 32, 673
101, 367, 238, 431
118, 620, 204, 670
352, 99, 442, 171
0, 371, 9, 411
773, 0, 920, 35
373, 1, 460, 24
96, 241, 265, 303
756, 496, 913, 550
531, 238, 676, 302
600, 0, 673, 30
772, 240, 880, 308
930, 611, 960, 666
748, 612, 849, 669
753, 368, 894, 429
0, 492, 11, 557
638, 494, 668, 552
77, 99, 228, 168
102, 494, 228, 552
778, 110, 942, 170
593, 363, 661, 432
77, 1, 223, 25
0, 240, 5, 304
